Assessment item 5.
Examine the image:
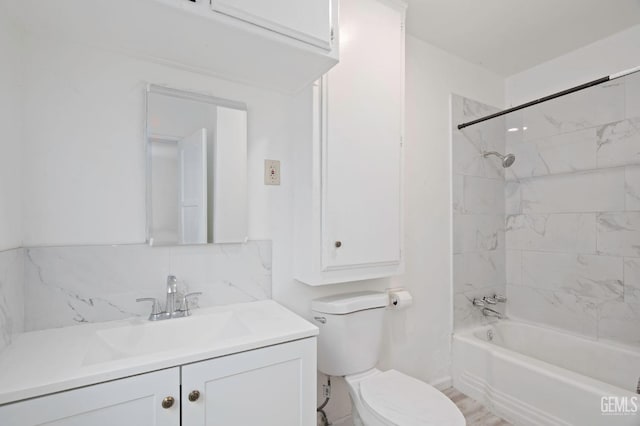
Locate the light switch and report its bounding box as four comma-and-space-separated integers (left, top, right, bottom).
264, 160, 281, 185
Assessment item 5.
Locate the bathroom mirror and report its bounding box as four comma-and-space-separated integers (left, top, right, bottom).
146, 85, 248, 245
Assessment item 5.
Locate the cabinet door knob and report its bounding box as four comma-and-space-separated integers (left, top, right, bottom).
188, 390, 201, 402
335, 241, 342, 248
162, 396, 175, 409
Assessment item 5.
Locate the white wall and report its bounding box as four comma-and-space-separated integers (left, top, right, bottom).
0, 10, 23, 251
506, 24, 640, 106
382, 34, 503, 384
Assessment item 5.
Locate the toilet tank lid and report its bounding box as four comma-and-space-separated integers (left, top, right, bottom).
311, 291, 388, 314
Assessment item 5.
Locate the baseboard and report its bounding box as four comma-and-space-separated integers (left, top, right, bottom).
430, 375, 452, 391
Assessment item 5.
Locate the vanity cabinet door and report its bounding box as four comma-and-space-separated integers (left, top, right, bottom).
0, 368, 180, 426
211, 0, 334, 50
181, 337, 317, 426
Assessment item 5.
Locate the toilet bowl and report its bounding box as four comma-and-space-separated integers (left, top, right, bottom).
345, 369, 466, 426
311, 291, 466, 426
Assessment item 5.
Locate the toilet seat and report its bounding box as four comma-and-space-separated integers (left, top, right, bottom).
358, 370, 466, 426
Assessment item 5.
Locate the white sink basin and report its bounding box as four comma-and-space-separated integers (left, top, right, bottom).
83, 311, 250, 365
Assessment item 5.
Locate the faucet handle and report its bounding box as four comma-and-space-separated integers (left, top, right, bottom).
472, 298, 485, 307
493, 294, 507, 303
179, 292, 203, 316
136, 297, 163, 320
483, 296, 497, 305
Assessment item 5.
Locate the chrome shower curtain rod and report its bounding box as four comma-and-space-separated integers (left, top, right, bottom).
457, 65, 640, 130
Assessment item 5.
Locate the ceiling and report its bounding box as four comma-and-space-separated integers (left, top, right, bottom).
404, 0, 640, 76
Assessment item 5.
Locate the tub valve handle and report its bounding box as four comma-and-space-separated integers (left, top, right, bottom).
483, 296, 497, 305
493, 294, 507, 303
472, 298, 485, 307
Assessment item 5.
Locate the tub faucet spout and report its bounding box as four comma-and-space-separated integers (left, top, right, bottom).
482, 307, 503, 319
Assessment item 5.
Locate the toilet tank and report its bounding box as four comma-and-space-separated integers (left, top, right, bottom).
311, 291, 388, 376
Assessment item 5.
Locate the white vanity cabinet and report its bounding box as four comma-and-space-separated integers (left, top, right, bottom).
181, 337, 317, 426
0, 368, 181, 426
294, 0, 407, 285
0, 338, 316, 426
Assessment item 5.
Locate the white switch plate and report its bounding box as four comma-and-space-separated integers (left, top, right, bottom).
264, 159, 281, 185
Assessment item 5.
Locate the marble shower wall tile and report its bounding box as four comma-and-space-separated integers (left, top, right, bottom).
506, 284, 599, 338
452, 94, 505, 179
519, 168, 625, 214
624, 258, 640, 304
521, 252, 623, 301
0, 248, 24, 352
453, 214, 503, 254
462, 176, 504, 214
453, 284, 506, 330
598, 300, 640, 345
596, 118, 640, 168
522, 80, 625, 141
504, 181, 521, 215
505, 128, 597, 180
505, 250, 521, 286
505, 213, 596, 254
625, 71, 640, 119
626, 166, 640, 210
451, 95, 506, 331
596, 212, 640, 257
24, 241, 272, 331
453, 251, 505, 293
499, 80, 640, 346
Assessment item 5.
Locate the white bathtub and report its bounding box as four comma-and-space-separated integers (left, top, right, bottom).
452, 320, 640, 426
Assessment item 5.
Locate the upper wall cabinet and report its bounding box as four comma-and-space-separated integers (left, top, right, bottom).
5, 0, 338, 94
211, 0, 333, 51
294, 0, 407, 285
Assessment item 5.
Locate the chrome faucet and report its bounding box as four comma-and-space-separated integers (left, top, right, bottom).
136, 275, 202, 321
166, 275, 179, 317
482, 307, 503, 319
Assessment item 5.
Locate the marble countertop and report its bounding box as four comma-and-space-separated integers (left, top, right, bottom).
0, 300, 318, 405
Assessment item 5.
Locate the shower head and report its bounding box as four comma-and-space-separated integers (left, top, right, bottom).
483, 151, 516, 168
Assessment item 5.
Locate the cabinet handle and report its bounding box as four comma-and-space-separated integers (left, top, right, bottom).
162, 396, 175, 409
188, 390, 201, 402
335, 241, 342, 248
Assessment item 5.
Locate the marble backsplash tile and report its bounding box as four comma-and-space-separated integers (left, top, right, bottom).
24, 241, 272, 331
0, 248, 24, 352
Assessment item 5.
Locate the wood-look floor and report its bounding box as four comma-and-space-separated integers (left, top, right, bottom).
443, 388, 513, 426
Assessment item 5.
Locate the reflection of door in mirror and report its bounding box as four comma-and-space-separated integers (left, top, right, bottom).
147, 85, 248, 246
178, 129, 207, 245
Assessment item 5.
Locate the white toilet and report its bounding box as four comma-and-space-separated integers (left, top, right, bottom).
312, 291, 466, 426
